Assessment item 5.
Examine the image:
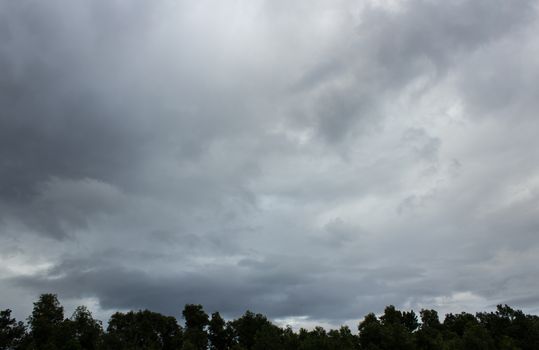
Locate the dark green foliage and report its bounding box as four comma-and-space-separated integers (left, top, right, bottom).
208, 312, 232, 350
328, 326, 358, 350
229, 311, 272, 350
281, 326, 300, 350
66, 306, 103, 350
477, 305, 539, 350
462, 323, 495, 350
297, 326, 329, 350
415, 310, 443, 350
358, 313, 383, 350
296, 325, 359, 350
0, 309, 26, 350
182, 305, 208, 350
443, 312, 478, 336
104, 309, 182, 350
5, 294, 539, 350
252, 323, 283, 350
180, 341, 196, 350
27, 294, 65, 350
359, 306, 417, 350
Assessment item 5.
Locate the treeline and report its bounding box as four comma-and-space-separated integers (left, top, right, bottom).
1, 294, 539, 350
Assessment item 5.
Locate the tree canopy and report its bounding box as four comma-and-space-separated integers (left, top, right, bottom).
1, 294, 539, 349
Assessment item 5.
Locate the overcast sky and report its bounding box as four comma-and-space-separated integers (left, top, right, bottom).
1, 0, 539, 329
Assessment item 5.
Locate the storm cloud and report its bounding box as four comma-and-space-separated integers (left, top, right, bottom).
1, 0, 539, 327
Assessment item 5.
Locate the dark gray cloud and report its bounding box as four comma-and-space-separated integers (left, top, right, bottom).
1, 0, 539, 327
8, 254, 431, 322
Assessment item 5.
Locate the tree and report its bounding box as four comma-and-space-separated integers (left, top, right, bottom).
252, 324, 283, 350
209, 312, 232, 350
281, 326, 300, 350
0, 309, 26, 350
415, 309, 443, 350
462, 323, 495, 350
477, 305, 539, 350
359, 306, 416, 350
327, 326, 358, 350
27, 294, 65, 350
443, 312, 478, 337
182, 304, 209, 350
4, 295, 539, 350
67, 306, 103, 350
380, 306, 415, 349
105, 309, 182, 350
230, 311, 273, 350
358, 313, 383, 350
298, 327, 330, 350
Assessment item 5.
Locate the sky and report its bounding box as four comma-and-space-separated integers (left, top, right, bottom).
1, 0, 539, 329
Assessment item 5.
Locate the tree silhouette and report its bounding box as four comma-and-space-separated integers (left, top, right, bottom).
105, 309, 182, 350
182, 305, 209, 350
27, 294, 64, 350
230, 311, 272, 350
0, 309, 26, 350
208, 312, 232, 350
415, 309, 443, 350
4, 294, 539, 350
66, 306, 103, 350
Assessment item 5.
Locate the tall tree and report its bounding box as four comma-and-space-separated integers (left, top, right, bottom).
182, 304, 209, 350
358, 313, 383, 350
208, 312, 231, 350
27, 294, 65, 350
415, 309, 443, 350
230, 311, 273, 350
68, 306, 103, 350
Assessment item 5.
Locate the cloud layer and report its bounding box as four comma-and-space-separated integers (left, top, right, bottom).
1, 0, 539, 327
